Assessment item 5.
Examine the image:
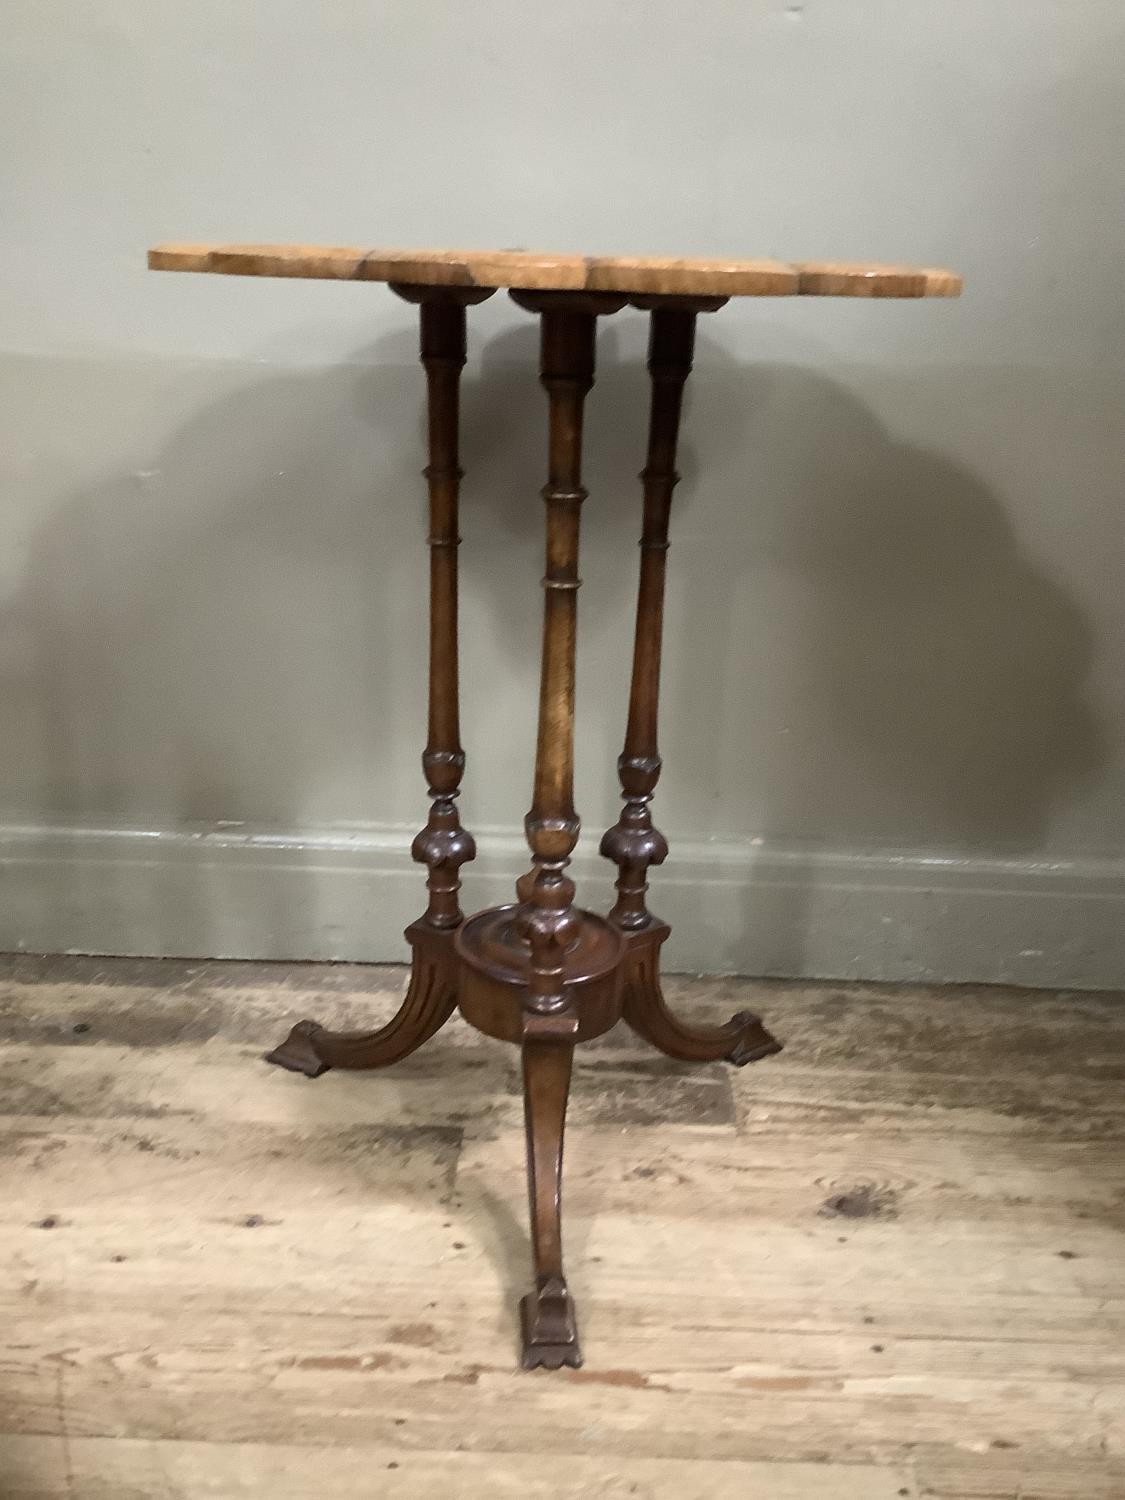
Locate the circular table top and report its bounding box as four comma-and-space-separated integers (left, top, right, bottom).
148, 244, 961, 299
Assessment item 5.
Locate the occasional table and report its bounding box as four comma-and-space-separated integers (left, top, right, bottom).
149, 245, 962, 1368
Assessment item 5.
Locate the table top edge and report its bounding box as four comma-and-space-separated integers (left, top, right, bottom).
147, 244, 963, 298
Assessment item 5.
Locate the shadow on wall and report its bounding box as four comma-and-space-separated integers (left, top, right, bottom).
673, 342, 1104, 850
4, 311, 1107, 963
666, 335, 1105, 973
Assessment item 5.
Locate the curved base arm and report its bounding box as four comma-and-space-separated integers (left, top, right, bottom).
519, 1010, 582, 1370
264, 922, 459, 1078
620, 924, 783, 1067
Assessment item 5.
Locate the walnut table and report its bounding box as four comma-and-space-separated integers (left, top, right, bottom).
149, 245, 962, 1369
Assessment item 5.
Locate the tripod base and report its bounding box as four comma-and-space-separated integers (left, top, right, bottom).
265, 903, 781, 1371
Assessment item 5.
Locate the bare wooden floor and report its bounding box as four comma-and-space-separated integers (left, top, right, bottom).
0, 956, 1122, 1499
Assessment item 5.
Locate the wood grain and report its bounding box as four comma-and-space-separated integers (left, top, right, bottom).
0, 1436, 915, 1499
147, 244, 962, 298
1, 957, 1120, 1498
796, 262, 962, 298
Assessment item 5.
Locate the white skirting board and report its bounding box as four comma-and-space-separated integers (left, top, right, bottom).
0, 822, 1122, 991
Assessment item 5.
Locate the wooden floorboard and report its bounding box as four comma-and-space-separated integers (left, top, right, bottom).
0, 957, 1122, 1498
0, 1435, 915, 1500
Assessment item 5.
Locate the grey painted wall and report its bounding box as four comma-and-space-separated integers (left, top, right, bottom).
1, 1, 1123, 984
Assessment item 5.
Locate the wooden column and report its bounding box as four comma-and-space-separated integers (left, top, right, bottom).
513, 303, 598, 1012
410, 292, 482, 930
599, 305, 698, 928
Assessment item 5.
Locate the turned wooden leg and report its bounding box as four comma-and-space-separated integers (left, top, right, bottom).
513, 294, 603, 1367
601, 299, 782, 1067
519, 1009, 581, 1368
267, 286, 494, 1078
503, 290, 625, 1366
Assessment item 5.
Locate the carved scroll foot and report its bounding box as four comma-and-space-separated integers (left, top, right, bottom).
725, 1013, 786, 1066
264, 921, 459, 1078
266, 1018, 333, 1078
520, 1275, 582, 1370
620, 923, 783, 1067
